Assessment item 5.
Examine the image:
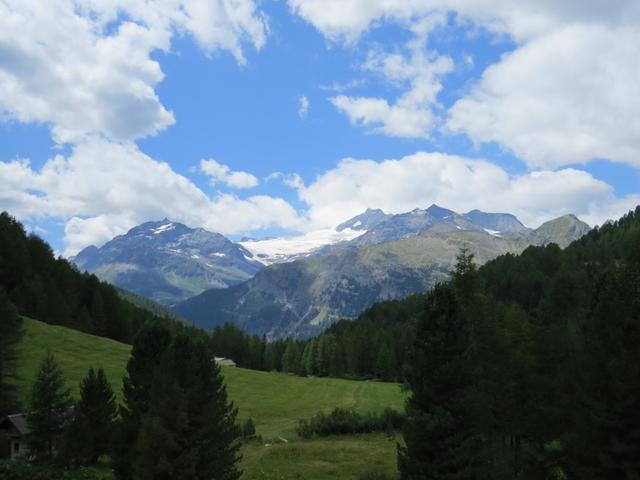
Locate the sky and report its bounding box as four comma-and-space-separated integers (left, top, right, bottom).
1, 0, 639, 256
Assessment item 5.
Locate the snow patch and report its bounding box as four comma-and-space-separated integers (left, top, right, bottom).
352, 220, 362, 228
484, 229, 502, 237
152, 223, 175, 235
456, 226, 462, 230
240, 228, 366, 265
191, 254, 199, 259
210, 252, 226, 257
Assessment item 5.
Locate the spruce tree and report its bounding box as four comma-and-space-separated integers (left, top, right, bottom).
398, 284, 485, 479
27, 353, 73, 462
63, 367, 118, 465
281, 340, 300, 374
565, 259, 640, 479
134, 335, 241, 480
113, 323, 172, 480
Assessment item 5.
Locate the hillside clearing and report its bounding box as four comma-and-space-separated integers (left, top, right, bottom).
12, 318, 405, 479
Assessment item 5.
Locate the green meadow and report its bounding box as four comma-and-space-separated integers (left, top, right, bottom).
13, 318, 406, 479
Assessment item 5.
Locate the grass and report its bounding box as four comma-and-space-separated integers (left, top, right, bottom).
14, 318, 131, 403
240, 434, 401, 480
12, 317, 406, 479
224, 368, 405, 439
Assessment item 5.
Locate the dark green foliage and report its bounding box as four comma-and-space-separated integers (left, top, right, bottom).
241, 418, 257, 440
281, 340, 302, 374
210, 323, 290, 373
61, 368, 117, 466
296, 408, 404, 438
398, 284, 486, 480
564, 250, 640, 479
133, 334, 241, 480
0, 287, 22, 416
391, 206, 640, 479
0, 460, 112, 480
26, 353, 73, 463
113, 324, 171, 480
0, 211, 185, 344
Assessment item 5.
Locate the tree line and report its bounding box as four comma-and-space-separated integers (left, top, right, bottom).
398, 207, 640, 479
208, 297, 421, 381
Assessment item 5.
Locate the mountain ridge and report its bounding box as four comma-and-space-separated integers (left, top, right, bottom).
174, 210, 591, 339
72, 219, 263, 305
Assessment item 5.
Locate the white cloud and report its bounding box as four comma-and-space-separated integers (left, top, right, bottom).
200, 158, 259, 189
0, 139, 301, 255
291, 0, 640, 166
0, 0, 268, 144
298, 95, 310, 119
329, 16, 453, 139
447, 25, 640, 168
295, 151, 638, 230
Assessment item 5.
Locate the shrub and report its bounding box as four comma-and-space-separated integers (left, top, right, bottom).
241, 418, 257, 439
0, 460, 112, 480
296, 407, 404, 438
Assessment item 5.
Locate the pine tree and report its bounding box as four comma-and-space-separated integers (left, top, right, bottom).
452, 248, 479, 302
398, 284, 486, 479
62, 367, 118, 465
281, 340, 300, 374
565, 259, 640, 479
301, 338, 318, 376
113, 324, 172, 480
27, 353, 73, 462
134, 335, 241, 480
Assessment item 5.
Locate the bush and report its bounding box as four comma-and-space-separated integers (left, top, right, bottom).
0, 460, 112, 480
296, 407, 404, 438
241, 418, 257, 439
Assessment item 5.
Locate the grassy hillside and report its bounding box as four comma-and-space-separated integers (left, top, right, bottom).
13, 318, 405, 479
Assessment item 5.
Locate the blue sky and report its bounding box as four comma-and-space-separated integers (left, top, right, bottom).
1, 1, 639, 255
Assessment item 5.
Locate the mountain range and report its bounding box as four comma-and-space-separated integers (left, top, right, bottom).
71, 206, 590, 338
172, 206, 591, 338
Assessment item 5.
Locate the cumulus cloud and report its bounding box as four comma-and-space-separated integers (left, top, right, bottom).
0, 0, 268, 144
447, 25, 640, 168
294, 152, 638, 230
200, 158, 259, 189
0, 139, 301, 255
290, 0, 640, 167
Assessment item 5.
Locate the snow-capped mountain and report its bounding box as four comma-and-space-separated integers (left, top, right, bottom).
175, 207, 591, 339
72, 219, 262, 305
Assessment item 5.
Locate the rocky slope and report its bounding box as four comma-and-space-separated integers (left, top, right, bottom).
72, 219, 262, 305
174, 210, 591, 338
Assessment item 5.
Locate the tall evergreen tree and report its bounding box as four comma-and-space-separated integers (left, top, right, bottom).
27, 353, 73, 462
62, 367, 118, 465
281, 340, 301, 374
398, 284, 485, 479
301, 338, 318, 376
134, 335, 241, 480
113, 324, 172, 480
565, 257, 640, 479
